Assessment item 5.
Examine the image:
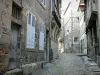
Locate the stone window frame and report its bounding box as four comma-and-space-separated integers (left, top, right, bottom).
41, 0, 46, 6
27, 12, 36, 27
12, 1, 22, 20
26, 11, 36, 49
37, 0, 46, 9
40, 23, 45, 33
39, 22, 45, 50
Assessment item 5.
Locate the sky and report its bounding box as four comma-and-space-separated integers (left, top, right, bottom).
61, 0, 80, 16
61, 0, 80, 23
61, 0, 80, 36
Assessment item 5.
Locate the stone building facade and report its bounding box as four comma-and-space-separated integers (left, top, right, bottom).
51, 0, 61, 59
62, 0, 80, 53
0, 0, 51, 74
78, 3, 87, 54
79, 0, 100, 67
64, 12, 80, 53
83, 0, 99, 64
78, 0, 100, 68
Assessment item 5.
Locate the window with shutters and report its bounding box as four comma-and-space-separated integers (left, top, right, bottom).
28, 12, 31, 24
32, 15, 35, 27
41, 0, 46, 6
39, 23, 45, 50
12, 2, 22, 20
26, 12, 36, 48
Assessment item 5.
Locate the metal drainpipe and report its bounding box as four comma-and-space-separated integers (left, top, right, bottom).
49, 0, 52, 62
20, 0, 23, 70
98, 0, 100, 67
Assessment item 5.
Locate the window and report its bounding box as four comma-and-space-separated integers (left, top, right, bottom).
32, 15, 35, 27
93, 0, 95, 3
74, 37, 78, 42
40, 23, 44, 33
12, 2, 22, 20
28, 12, 31, 24
39, 23, 45, 50
67, 30, 69, 32
28, 12, 36, 27
41, 0, 46, 6
26, 12, 36, 48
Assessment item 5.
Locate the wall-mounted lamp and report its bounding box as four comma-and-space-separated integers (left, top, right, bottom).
0, 49, 3, 55
79, 1, 85, 12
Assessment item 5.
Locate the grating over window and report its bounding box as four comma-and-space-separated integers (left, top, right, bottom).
12, 2, 22, 20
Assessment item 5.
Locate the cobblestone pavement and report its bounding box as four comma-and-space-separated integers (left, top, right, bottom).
33, 53, 94, 75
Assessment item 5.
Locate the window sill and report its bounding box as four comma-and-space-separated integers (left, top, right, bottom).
37, 0, 46, 10
26, 48, 35, 52
11, 16, 22, 26
39, 50, 44, 53
73, 42, 79, 44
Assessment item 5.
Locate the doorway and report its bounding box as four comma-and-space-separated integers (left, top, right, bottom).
45, 30, 49, 62
8, 23, 20, 70
93, 20, 98, 63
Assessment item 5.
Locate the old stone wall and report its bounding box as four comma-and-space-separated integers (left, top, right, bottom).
0, 0, 50, 74
51, 39, 58, 59
21, 0, 50, 63
0, 0, 12, 73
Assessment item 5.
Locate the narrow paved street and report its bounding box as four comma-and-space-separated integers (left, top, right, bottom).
34, 53, 93, 75
1, 0, 100, 75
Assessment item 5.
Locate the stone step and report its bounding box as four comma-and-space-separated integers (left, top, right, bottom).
93, 72, 100, 75
5, 69, 23, 75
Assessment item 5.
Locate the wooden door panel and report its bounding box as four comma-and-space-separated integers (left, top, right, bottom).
8, 24, 20, 70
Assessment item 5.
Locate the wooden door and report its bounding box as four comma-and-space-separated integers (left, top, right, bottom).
8, 24, 20, 70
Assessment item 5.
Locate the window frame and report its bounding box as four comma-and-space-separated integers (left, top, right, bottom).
39, 22, 45, 50
41, 0, 46, 7
74, 37, 78, 43
26, 11, 36, 49
27, 12, 36, 27
32, 15, 36, 27
12, 1, 22, 20
40, 23, 45, 33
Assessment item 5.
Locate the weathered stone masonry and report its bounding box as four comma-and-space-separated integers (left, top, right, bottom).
0, 0, 12, 73
0, 0, 50, 74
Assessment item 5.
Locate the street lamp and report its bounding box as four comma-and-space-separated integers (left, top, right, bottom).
79, 0, 85, 12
